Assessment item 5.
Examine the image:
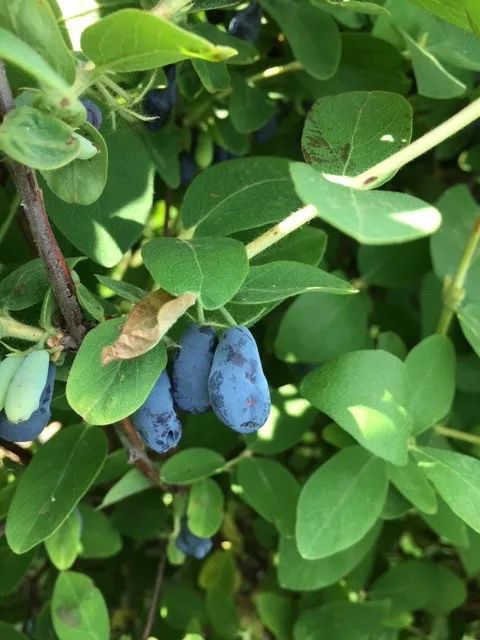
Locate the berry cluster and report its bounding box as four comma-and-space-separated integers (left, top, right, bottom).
132, 325, 271, 454
0, 350, 56, 442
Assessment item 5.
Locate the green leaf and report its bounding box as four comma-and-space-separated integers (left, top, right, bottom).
244, 384, 316, 455
0, 537, 35, 595
458, 303, 480, 357
420, 495, 469, 548
44, 509, 82, 571
52, 571, 110, 640
301, 350, 411, 465
413, 447, 480, 533
275, 289, 371, 364
278, 521, 381, 591
236, 457, 300, 537
233, 261, 357, 304
78, 504, 122, 559
291, 163, 442, 244
99, 468, 151, 509
161, 585, 205, 630
6, 426, 107, 554
0, 107, 79, 170
192, 59, 231, 92
358, 240, 431, 288
298, 33, 411, 97
41, 123, 108, 206
294, 600, 388, 640
229, 73, 275, 134
81, 9, 236, 73
458, 527, 480, 576
431, 185, 480, 303
0, 622, 28, 640
302, 91, 412, 177
377, 331, 407, 360
140, 125, 181, 189
193, 21, 259, 66
0, 257, 82, 311
254, 592, 296, 640
408, 0, 471, 31
161, 448, 225, 484
142, 237, 248, 309
76, 284, 105, 322
95, 275, 146, 303
401, 29, 466, 99
0, 0, 75, 83
252, 227, 327, 267
181, 157, 302, 236
0, 27, 71, 94
387, 456, 437, 514
206, 589, 240, 640
187, 478, 224, 537
405, 335, 456, 435
296, 446, 387, 559
44, 121, 154, 268
199, 550, 238, 592
66, 319, 167, 425
370, 559, 437, 613
112, 488, 168, 540
261, 0, 341, 79
312, 0, 390, 18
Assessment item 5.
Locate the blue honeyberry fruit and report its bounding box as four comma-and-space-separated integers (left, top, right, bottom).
176, 522, 213, 559
0, 364, 56, 443
172, 325, 218, 414
180, 153, 198, 185
255, 114, 278, 144
131, 369, 182, 453
213, 145, 239, 163
228, 4, 262, 44
80, 98, 103, 130
208, 326, 271, 434
144, 67, 177, 132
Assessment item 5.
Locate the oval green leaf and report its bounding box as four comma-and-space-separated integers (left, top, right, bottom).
6, 425, 107, 554
161, 448, 226, 485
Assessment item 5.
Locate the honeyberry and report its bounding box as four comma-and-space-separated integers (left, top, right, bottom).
208, 326, 271, 434
172, 325, 218, 414
144, 65, 177, 132
176, 522, 213, 559
228, 4, 262, 44
0, 364, 56, 442
80, 98, 103, 130
131, 369, 182, 453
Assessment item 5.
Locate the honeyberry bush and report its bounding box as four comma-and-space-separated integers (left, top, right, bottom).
3, 0, 480, 638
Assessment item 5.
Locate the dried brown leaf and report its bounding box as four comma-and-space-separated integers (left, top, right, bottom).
101, 289, 195, 365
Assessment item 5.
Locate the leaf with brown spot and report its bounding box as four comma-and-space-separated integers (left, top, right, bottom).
101, 289, 196, 364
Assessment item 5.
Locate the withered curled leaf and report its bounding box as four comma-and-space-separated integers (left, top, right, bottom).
101, 289, 196, 365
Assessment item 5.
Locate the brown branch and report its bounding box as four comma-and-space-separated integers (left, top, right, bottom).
114, 418, 160, 485
142, 548, 166, 640
0, 60, 87, 346
0, 438, 33, 465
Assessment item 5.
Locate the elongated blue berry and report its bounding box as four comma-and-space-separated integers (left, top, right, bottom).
131, 370, 182, 453
176, 522, 213, 559
172, 325, 218, 414
0, 364, 56, 442
180, 153, 198, 185
208, 326, 271, 434
228, 4, 262, 43
81, 98, 103, 130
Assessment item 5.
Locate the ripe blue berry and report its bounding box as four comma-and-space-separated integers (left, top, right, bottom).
80, 98, 103, 130
176, 522, 213, 559
144, 66, 177, 132
180, 153, 198, 185
208, 326, 271, 434
131, 370, 182, 453
214, 145, 239, 163
172, 325, 218, 414
255, 114, 277, 144
228, 4, 262, 44
0, 364, 56, 443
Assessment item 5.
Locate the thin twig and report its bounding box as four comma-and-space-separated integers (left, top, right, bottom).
0, 61, 87, 346
0, 438, 33, 465
142, 548, 166, 640
114, 418, 160, 485
435, 425, 480, 447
